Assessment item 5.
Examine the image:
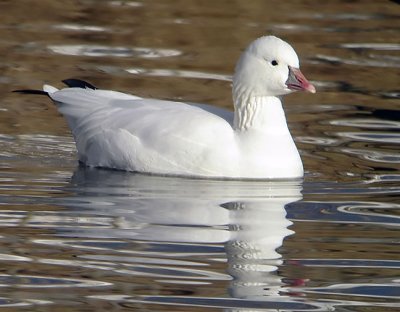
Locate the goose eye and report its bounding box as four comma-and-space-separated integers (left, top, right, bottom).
271, 60, 278, 66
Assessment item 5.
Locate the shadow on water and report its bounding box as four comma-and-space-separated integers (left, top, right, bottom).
61, 168, 308, 310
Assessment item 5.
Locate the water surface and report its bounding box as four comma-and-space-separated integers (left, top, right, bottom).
0, 0, 399, 311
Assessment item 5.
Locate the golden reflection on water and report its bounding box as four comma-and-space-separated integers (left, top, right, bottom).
1, 1, 398, 181
0, 0, 399, 311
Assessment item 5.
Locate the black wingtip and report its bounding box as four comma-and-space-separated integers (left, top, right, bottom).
13, 89, 49, 96
13, 78, 97, 96
62, 78, 97, 90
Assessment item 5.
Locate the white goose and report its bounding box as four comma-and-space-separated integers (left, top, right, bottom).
16, 36, 315, 179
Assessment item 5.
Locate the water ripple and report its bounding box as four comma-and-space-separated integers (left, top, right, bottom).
0, 253, 31, 262
302, 282, 400, 300
340, 148, 400, 163
36, 255, 230, 283
108, 1, 143, 7
288, 201, 400, 226
0, 297, 51, 308
314, 54, 400, 68
337, 131, 400, 143
112, 264, 230, 281
366, 174, 400, 183
339, 43, 400, 51
330, 118, 400, 129
309, 12, 391, 21
48, 44, 181, 58
126, 67, 232, 81
0, 274, 111, 288
52, 24, 109, 32
293, 258, 400, 269
296, 136, 339, 146
2, 1, 400, 311
88, 294, 336, 311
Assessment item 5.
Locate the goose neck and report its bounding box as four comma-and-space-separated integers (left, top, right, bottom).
233, 94, 289, 134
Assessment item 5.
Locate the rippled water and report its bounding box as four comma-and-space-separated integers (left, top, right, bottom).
0, 1, 399, 311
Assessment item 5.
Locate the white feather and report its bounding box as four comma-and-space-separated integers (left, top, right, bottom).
43, 36, 315, 179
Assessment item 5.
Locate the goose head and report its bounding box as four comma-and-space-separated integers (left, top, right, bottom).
233, 36, 315, 101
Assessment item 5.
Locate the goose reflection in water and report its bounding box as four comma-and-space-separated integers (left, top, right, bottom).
61, 168, 316, 310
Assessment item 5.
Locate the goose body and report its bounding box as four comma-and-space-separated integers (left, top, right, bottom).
18, 36, 315, 179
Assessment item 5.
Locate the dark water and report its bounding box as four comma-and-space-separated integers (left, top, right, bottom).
0, 1, 399, 311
